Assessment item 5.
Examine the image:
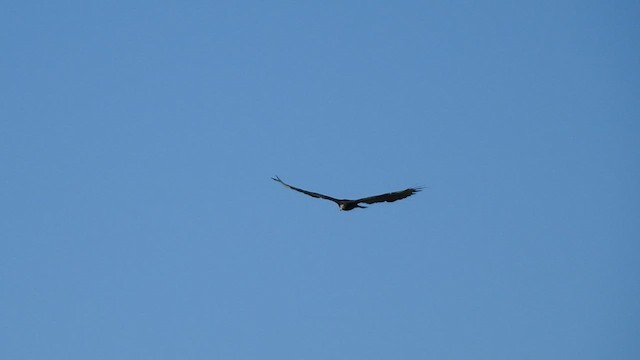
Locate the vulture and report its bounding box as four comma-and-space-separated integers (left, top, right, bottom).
272, 176, 422, 211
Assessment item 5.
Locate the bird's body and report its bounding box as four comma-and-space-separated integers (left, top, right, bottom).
271, 176, 422, 211
338, 201, 365, 211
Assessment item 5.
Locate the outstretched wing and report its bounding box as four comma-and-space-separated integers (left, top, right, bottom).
272, 176, 341, 204
356, 187, 423, 205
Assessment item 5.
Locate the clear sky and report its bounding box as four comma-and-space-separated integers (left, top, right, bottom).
2, 1, 639, 359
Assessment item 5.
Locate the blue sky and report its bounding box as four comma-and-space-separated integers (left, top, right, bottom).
1, 1, 639, 359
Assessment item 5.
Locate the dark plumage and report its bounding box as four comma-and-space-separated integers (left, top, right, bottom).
271, 176, 422, 211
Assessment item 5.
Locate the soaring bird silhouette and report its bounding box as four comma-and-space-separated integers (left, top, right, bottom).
272, 176, 422, 211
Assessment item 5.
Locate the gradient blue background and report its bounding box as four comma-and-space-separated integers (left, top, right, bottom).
2, 1, 638, 359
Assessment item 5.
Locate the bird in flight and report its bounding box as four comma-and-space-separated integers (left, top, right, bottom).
272, 176, 422, 211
